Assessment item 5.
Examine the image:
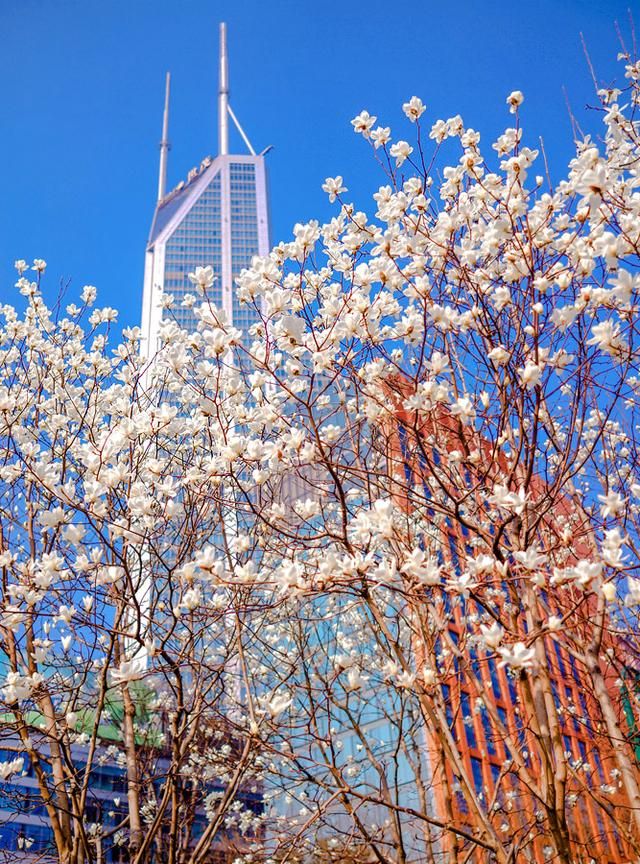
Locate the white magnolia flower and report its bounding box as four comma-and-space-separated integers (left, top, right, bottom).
55, 605, 76, 625
265, 693, 292, 717
81, 284, 97, 304
109, 660, 144, 686
428, 351, 450, 375
625, 577, 640, 606
1, 672, 42, 703
568, 560, 603, 586
0, 757, 24, 780
96, 566, 125, 587
396, 671, 416, 689
601, 528, 627, 569
401, 549, 442, 585
450, 396, 476, 425
480, 622, 504, 650
402, 96, 426, 122
506, 90, 524, 113
188, 265, 215, 291
588, 320, 627, 357
422, 667, 436, 686
351, 110, 377, 137
598, 490, 625, 519
1, 606, 27, 633
518, 361, 543, 389
322, 176, 347, 203
488, 345, 510, 366
513, 545, 547, 570
181, 587, 201, 612
346, 667, 364, 692
488, 485, 527, 515
389, 140, 413, 167
497, 642, 535, 670
81, 595, 94, 613
371, 126, 391, 148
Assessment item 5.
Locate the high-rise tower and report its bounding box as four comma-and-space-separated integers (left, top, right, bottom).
141, 23, 270, 356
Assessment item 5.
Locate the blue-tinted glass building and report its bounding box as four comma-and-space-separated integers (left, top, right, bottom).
141, 24, 270, 355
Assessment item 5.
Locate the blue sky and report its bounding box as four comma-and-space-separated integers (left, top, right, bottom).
0, 0, 634, 329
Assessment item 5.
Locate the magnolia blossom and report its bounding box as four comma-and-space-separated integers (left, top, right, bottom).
518, 361, 543, 389
506, 90, 524, 113
371, 125, 391, 148
488, 485, 527, 515
488, 345, 510, 366
513, 545, 547, 570
351, 110, 377, 136
265, 692, 292, 718
188, 265, 215, 291
480, 622, 504, 650
109, 661, 144, 686
322, 175, 347, 203
389, 140, 413, 166
400, 549, 441, 585
2, 672, 42, 703
626, 578, 640, 606
450, 396, 476, 425
588, 320, 628, 357
0, 757, 24, 780
498, 642, 535, 670
598, 490, 625, 519
402, 96, 426, 122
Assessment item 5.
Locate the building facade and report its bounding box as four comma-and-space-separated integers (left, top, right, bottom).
385, 383, 638, 864
141, 23, 270, 359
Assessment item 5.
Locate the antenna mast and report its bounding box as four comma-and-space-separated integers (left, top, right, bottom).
157, 72, 171, 201
218, 22, 229, 156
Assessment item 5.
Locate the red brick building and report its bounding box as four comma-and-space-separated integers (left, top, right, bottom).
383, 379, 639, 863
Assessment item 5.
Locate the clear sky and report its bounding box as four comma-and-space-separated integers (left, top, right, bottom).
0, 0, 634, 329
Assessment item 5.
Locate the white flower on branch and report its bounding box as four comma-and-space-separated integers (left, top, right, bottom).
488, 345, 510, 366
322, 176, 347, 203
351, 110, 377, 137
400, 549, 442, 585
518, 361, 543, 389
497, 642, 535, 671
506, 90, 524, 113
1, 672, 42, 703
513, 545, 547, 571
109, 661, 144, 686
188, 265, 215, 291
587, 320, 627, 358
450, 396, 476, 425
402, 96, 426, 122
480, 622, 504, 650
389, 140, 413, 167
625, 577, 640, 606
598, 490, 625, 519
0, 757, 24, 780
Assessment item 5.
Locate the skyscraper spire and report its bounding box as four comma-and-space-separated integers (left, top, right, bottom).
157, 72, 171, 202
218, 22, 229, 156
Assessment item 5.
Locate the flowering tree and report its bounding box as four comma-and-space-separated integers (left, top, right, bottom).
3, 45, 640, 864
0, 277, 265, 863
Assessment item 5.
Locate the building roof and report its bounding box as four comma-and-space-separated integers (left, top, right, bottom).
147, 155, 217, 247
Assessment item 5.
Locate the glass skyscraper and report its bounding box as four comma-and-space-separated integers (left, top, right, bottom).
141, 24, 270, 355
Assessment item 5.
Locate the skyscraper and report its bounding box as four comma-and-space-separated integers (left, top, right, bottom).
141, 23, 270, 356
